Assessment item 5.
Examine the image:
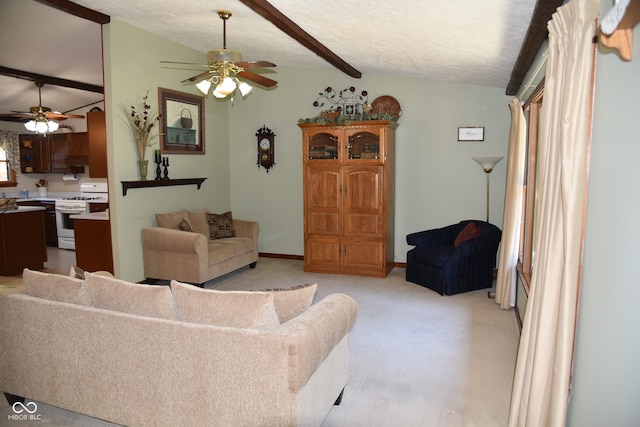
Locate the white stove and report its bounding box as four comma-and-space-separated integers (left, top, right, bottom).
55, 182, 109, 250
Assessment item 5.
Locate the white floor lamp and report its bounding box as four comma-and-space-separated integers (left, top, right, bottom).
472, 157, 504, 223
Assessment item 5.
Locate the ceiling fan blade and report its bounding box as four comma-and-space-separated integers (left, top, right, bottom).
1, 112, 34, 118
236, 60, 276, 68
181, 70, 214, 83
161, 61, 210, 67
237, 71, 277, 88
45, 112, 85, 120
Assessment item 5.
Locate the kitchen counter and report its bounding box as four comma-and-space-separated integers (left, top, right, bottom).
70, 210, 109, 221
1, 205, 45, 214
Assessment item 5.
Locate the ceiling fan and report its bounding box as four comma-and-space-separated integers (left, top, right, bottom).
161, 10, 277, 99
0, 81, 85, 124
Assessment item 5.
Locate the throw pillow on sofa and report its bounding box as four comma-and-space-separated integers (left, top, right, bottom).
171, 280, 279, 329
23, 268, 91, 306
187, 209, 210, 237
206, 211, 236, 239
454, 222, 482, 247
257, 283, 318, 323
85, 273, 176, 320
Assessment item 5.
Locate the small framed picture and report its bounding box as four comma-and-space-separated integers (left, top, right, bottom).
458, 126, 485, 141
343, 102, 356, 116
158, 87, 205, 154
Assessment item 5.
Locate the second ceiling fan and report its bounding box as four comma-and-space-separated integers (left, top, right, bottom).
162, 10, 277, 99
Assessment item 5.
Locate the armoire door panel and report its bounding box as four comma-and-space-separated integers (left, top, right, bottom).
343, 240, 384, 273
306, 167, 341, 209
344, 213, 381, 236
304, 238, 342, 271
344, 167, 382, 211
307, 212, 341, 235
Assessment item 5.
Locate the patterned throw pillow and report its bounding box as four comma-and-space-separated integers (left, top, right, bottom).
177, 218, 192, 232
206, 211, 236, 239
454, 222, 482, 247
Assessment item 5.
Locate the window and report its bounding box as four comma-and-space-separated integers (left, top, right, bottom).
0, 147, 17, 187
517, 81, 544, 293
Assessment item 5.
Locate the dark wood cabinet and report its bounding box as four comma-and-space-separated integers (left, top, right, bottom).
19, 134, 50, 173
73, 218, 113, 274
17, 200, 58, 247
19, 132, 88, 174
87, 111, 108, 178
89, 202, 108, 213
0, 209, 47, 275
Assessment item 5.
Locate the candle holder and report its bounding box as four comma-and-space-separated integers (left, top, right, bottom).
162, 157, 170, 180
154, 150, 162, 181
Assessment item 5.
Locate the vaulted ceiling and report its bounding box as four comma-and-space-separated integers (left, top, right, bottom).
0, 0, 562, 123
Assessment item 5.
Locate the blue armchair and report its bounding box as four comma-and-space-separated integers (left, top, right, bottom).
406, 220, 501, 295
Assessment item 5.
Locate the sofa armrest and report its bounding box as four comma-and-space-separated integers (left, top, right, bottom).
407, 224, 457, 248
233, 219, 259, 240
142, 227, 208, 254
273, 293, 358, 392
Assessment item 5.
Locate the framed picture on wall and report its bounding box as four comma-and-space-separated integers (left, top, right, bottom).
158, 87, 205, 154
457, 126, 485, 141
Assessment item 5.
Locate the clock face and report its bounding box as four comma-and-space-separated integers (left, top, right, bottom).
260, 138, 271, 150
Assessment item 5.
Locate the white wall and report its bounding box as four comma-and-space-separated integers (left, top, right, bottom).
567, 19, 640, 426
228, 67, 511, 260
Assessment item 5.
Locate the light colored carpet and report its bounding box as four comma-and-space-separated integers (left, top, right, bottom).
0, 258, 520, 426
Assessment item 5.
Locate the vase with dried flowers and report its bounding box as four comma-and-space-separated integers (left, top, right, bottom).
121, 91, 161, 180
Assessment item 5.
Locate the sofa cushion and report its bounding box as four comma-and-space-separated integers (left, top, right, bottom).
257, 283, 318, 323
22, 268, 91, 306
187, 209, 210, 237
206, 237, 253, 264
171, 280, 279, 329
85, 273, 176, 320
206, 211, 236, 239
454, 221, 482, 247
156, 209, 193, 231
411, 246, 458, 267
69, 266, 115, 280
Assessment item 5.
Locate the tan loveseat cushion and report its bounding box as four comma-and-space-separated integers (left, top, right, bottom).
156, 209, 193, 230
171, 280, 280, 329
22, 268, 91, 306
85, 272, 176, 320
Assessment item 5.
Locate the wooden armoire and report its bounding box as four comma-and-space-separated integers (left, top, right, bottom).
299, 120, 398, 277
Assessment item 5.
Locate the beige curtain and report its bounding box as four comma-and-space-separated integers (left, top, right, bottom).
0, 130, 20, 174
495, 98, 526, 309
507, 0, 599, 426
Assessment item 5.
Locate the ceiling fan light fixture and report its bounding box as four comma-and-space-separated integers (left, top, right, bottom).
213, 76, 237, 98
25, 116, 58, 135
196, 79, 213, 95
238, 81, 253, 97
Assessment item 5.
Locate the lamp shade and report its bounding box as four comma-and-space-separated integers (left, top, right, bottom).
196, 79, 212, 95
472, 156, 504, 173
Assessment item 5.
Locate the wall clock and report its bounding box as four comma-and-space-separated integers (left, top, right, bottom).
256, 125, 275, 172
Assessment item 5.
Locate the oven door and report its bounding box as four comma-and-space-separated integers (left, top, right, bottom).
55, 206, 87, 238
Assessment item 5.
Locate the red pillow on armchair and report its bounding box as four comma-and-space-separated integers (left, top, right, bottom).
454, 222, 482, 247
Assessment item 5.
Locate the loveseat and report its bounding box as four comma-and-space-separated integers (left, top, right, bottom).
142, 209, 259, 285
406, 220, 502, 295
0, 269, 358, 427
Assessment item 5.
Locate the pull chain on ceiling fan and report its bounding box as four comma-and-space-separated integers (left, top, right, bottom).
161, 10, 277, 100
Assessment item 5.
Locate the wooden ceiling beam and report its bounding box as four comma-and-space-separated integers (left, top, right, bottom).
34, 0, 110, 24
0, 66, 104, 94
238, 0, 362, 79
506, 0, 565, 96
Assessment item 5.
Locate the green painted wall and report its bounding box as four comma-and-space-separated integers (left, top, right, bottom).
103, 20, 512, 281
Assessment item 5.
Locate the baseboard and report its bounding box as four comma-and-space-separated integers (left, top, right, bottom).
259, 253, 408, 270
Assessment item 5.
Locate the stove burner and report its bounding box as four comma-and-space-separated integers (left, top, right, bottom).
63, 196, 106, 201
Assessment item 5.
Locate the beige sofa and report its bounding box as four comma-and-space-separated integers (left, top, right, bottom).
0, 270, 358, 427
142, 209, 259, 285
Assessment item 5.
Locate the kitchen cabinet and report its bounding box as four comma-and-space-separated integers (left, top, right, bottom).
298, 120, 398, 277
0, 208, 47, 275
19, 133, 88, 174
72, 214, 113, 274
19, 134, 50, 173
17, 200, 58, 247
89, 202, 108, 213
87, 111, 108, 178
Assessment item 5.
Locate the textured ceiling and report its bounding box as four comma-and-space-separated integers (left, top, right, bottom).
0, 0, 538, 120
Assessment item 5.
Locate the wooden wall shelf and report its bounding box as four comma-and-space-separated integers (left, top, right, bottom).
121, 178, 207, 196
